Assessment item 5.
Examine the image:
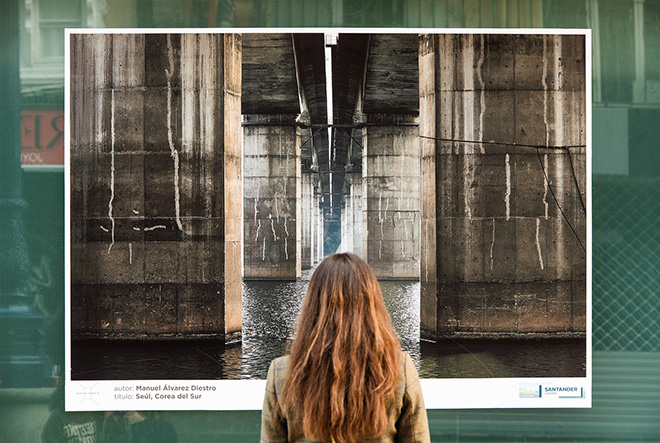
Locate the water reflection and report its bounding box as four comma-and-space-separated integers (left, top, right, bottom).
239, 279, 306, 379
72, 275, 585, 380
418, 339, 586, 378
241, 278, 585, 379
377, 281, 421, 367
239, 278, 423, 379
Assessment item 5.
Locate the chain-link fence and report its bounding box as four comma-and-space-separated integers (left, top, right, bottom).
593, 176, 660, 351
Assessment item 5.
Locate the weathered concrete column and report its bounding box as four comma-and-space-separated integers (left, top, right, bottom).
70, 34, 243, 341
349, 172, 364, 256
243, 114, 301, 280
362, 115, 420, 279
419, 34, 587, 339
301, 171, 315, 269
314, 194, 324, 263
340, 193, 352, 252
419, 34, 438, 339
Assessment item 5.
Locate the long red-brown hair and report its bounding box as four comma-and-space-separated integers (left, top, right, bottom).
281, 253, 401, 443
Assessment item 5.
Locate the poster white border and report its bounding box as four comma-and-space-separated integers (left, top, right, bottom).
65, 27, 592, 411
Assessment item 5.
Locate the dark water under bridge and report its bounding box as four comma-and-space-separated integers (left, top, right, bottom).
72, 274, 585, 381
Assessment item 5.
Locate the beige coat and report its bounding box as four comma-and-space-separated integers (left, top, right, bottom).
260, 352, 430, 443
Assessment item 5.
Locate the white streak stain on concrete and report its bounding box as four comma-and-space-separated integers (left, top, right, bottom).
490, 218, 495, 272
384, 197, 389, 222
129, 243, 133, 265
262, 237, 266, 261
536, 217, 545, 270
255, 219, 261, 242
133, 227, 141, 231
108, 89, 116, 253
269, 216, 277, 240
477, 35, 486, 154
378, 193, 384, 259
542, 37, 550, 220
284, 216, 289, 260
166, 34, 183, 232
133, 209, 139, 215
505, 153, 511, 221
463, 41, 476, 220
100, 225, 109, 232
144, 225, 166, 231
378, 194, 383, 224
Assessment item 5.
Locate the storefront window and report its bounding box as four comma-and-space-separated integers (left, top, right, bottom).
1, 1, 658, 442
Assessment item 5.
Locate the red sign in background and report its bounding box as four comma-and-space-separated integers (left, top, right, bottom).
21, 110, 64, 166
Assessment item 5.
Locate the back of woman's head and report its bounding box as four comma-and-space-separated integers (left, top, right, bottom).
282, 253, 401, 443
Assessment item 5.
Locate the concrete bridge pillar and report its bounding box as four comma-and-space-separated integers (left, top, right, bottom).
301, 171, 315, 269
362, 115, 421, 279
243, 114, 301, 280
70, 34, 243, 341
340, 194, 352, 253
314, 194, 324, 263
338, 172, 362, 255
349, 172, 364, 256
419, 34, 587, 339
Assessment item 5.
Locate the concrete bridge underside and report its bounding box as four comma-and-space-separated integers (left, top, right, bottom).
243, 32, 422, 280
70, 32, 586, 342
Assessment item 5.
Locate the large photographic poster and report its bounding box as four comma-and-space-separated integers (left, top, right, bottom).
65, 28, 591, 410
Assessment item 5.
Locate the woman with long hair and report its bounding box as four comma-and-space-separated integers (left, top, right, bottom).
261, 253, 430, 443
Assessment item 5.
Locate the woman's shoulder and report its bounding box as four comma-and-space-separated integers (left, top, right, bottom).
400, 350, 414, 363
270, 355, 290, 368
267, 355, 291, 380
400, 351, 416, 370
399, 351, 421, 385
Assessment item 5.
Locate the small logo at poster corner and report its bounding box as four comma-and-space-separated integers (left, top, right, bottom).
74, 382, 101, 406
519, 383, 543, 398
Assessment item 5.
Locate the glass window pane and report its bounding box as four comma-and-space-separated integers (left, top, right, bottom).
38, 27, 66, 59
38, 0, 82, 22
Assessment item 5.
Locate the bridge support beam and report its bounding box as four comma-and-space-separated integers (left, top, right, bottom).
70, 34, 243, 341
362, 115, 421, 279
420, 34, 587, 339
243, 114, 301, 280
